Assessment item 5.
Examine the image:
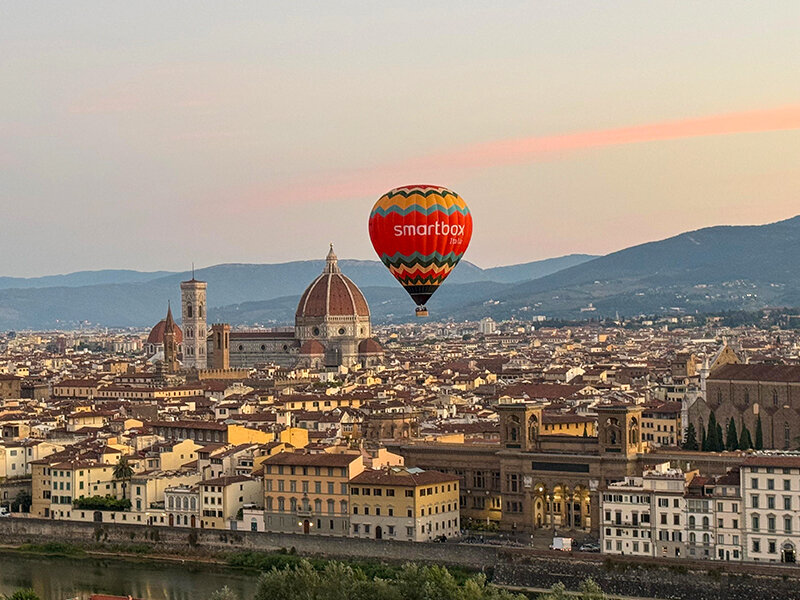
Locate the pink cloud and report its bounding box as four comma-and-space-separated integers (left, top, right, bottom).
259, 105, 800, 205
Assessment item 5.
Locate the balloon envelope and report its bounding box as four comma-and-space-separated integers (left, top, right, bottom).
368, 185, 472, 311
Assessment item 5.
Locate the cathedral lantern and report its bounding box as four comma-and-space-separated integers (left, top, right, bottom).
368, 185, 473, 317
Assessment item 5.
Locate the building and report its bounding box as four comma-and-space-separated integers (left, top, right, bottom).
392, 403, 649, 535
199, 475, 262, 529
641, 402, 682, 447
690, 363, 800, 450
0, 374, 21, 400
260, 450, 365, 536
208, 246, 383, 370
180, 275, 208, 370
741, 454, 800, 563
349, 466, 460, 542
600, 462, 690, 557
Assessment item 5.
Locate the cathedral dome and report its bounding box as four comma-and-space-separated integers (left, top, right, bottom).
147, 318, 183, 345
296, 245, 370, 319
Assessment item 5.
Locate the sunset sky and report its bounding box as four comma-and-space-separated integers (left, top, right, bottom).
2, 1, 800, 276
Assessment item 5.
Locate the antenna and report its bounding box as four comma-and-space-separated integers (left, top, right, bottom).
192, 262, 195, 280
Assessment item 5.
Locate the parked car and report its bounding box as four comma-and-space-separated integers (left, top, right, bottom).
579, 543, 600, 552
433, 534, 447, 543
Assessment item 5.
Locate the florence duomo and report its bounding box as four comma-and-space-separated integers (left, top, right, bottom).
145, 245, 384, 375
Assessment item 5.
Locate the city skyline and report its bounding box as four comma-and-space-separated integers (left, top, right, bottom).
3, 2, 800, 276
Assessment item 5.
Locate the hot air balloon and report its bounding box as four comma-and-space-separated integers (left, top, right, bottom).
368, 185, 473, 317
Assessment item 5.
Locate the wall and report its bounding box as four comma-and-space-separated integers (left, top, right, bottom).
3, 518, 800, 600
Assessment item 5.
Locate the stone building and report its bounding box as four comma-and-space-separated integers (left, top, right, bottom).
180, 276, 208, 370
689, 364, 800, 450
208, 246, 383, 370
391, 402, 647, 535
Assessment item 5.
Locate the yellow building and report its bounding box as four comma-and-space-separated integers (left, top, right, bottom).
199, 474, 262, 529
641, 401, 682, 447
349, 467, 460, 542
47, 460, 117, 519
261, 451, 364, 536
541, 413, 597, 437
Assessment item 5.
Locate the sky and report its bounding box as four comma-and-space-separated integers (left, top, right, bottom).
2, 1, 800, 277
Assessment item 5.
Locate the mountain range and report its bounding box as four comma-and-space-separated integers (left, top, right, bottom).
2, 215, 800, 330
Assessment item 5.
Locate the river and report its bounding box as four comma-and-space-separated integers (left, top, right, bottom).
0, 552, 259, 600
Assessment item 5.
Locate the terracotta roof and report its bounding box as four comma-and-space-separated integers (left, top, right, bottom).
262, 451, 361, 468
709, 363, 800, 383
743, 455, 800, 468
358, 338, 383, 355
147, 319, 183, 345
350, 468, 458, 487
296, 248, 369, 318
300, 340, 325, 355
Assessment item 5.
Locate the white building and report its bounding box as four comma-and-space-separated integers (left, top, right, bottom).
601, 462, 691, 557
742, 454, 800, 563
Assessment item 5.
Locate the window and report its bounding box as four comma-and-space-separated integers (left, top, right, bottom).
751, 494, 759, 509
784, 480, 791, 491
752, 515, 760, 531
751, 478, 759, 490
752, 539, 760, 553
785, 516, 792, 534
785, 496, 792, 511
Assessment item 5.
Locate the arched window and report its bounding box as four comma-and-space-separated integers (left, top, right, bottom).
744, 389, 750, 405
717, 389, 722, 404
774, 389, 780, 406
266, 497, 273, 511
340, 500, 348, 514
689, 516, 696, 528
702, 533, 710, 544
190, 497, 196, 510
168, 496, 174, 510
628, 417, 639, 445
689, 532, 696, 543
314, 499, 322, 513
702, 516, 709, 529
187, 304, 193, 318
528, 414, 539, 443
278, 497, 285, 512
199, 304, 204, 318
182, 497, 189, 510
290, 498, 298, 512
302, 497, 310, 512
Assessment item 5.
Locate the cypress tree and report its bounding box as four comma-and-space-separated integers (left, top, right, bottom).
726, 418, 738, 451
706, 412, 719, 452
739, 425, 753, 450
701, 425, 708, 452
716, 423, 724, 452
582, 422, 588, 437
683, 423, 699, 451
755, 415, 764, 450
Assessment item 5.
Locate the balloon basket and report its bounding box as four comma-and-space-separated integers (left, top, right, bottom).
415, 306, 429, 318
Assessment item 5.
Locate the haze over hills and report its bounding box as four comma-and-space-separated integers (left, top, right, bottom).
0, 254, 595, 329
455, 215, 800, 321
3, 215, 800, 329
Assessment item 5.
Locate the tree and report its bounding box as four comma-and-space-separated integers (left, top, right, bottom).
582, 423, 588, 437
739, 425, 753, 450
706, 412, 719, 452
755, 415, 764, 450
210, 587, 237, 600
700, 425, 708, 452
537, 580, 606, 600
2, 590, 41, 600
11, 489, 32, 513
112, 456, 134, 501
725, 418, 738, 451
715, 423, 724, 452
682, 423, 698, 451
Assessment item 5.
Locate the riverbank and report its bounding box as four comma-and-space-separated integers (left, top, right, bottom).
4, 517, 800, 600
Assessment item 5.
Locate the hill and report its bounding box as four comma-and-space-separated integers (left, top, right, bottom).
0, 254, 589, 329
452, 215, 800, 321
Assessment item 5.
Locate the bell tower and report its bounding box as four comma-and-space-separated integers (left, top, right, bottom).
497, 402, 543, 451
597, 404, 643, 458
180, 270, 208, 370
162, 302, 179, 374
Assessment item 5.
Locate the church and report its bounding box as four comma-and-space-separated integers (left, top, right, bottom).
146, 245, 383, 371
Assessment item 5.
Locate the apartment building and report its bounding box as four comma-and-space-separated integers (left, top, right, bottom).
349, 466, 460, 542
601, 463, 692, 557
260, 451, 365, 536
199, 475, 262, 529
742, 454, 800, 563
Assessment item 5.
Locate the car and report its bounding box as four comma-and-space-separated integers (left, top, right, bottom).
579, 543, 600, 552
433, 534, 447, 543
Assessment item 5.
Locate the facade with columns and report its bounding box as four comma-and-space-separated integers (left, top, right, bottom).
391, 403, 647, 536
